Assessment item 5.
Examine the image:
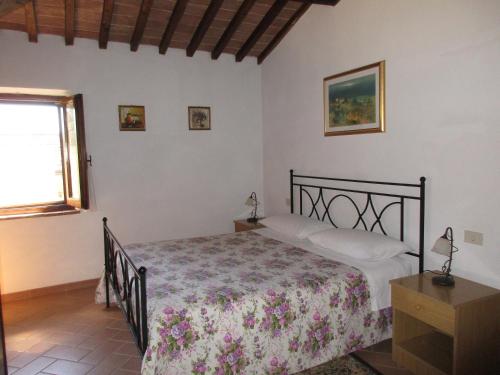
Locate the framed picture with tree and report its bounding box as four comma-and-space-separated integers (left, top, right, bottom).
188, 106, 211, 130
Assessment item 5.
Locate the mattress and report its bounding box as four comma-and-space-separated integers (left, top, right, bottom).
96, 229, 398, 374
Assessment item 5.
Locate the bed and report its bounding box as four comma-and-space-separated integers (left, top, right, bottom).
97, 170, 426, 374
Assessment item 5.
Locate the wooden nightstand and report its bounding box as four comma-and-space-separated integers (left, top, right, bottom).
390, 272, 500, 375
234, 219, 265, 232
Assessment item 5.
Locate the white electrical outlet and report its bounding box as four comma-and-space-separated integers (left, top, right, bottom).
285, 198, 291, 206
464, 230, 483, 246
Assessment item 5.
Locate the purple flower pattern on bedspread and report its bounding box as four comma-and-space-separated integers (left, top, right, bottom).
96, 231, 392, 374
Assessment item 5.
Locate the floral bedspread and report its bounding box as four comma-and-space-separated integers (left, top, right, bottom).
96, 230, 392, 374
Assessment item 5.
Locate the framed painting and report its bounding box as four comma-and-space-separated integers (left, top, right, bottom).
188, 106, 211, 130
323, 61, 385, 136
118, 105, 145, 131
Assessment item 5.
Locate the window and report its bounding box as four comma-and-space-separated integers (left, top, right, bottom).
0, 94, 89, 218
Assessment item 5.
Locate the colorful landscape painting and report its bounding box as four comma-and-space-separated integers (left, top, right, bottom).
323, 61, 385, 136
328, 74, 376, 127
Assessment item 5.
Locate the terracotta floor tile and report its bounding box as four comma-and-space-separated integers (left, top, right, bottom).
26, 342, 55, 355
43, 345, 90, 361
91, 328, 124, 339
86, 367, 113, 375
5, 338, 42, 352
86, 354, 131, 374
50, 323, 89, 335
8, 352, 39, 368
79, 341, 126, 366
77, 335, 107, 350
110, 330, 134, 342
45, 332, 89, 347
120, 357, 142, 372
112, 342, 140, 358
4, 326, 34, 340
77, 325, 107, 337
42, 359, 93, 375
4, 287, 141, 375
11, 357, 56, 375
6, 350, 21, 362
110, 369, 138, 375
107, 320, 129, 331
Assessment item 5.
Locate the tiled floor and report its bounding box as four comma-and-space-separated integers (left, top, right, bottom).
3, 287, 141, 375
3, 286, 412, 375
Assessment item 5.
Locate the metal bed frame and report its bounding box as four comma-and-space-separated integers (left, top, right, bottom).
103, 218, 148, 354
290, 169, 426, 273
103, 170, 426, 355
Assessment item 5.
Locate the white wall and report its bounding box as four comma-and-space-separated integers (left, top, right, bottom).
0, 31, 263, 294
261, 0, 500, 287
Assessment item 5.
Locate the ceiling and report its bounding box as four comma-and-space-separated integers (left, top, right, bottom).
0, 0, 339, 63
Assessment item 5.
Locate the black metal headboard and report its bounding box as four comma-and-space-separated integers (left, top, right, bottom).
289, 170, 426, 273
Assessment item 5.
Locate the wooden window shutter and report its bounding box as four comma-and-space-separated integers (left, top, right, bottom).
62, 94, 89, 209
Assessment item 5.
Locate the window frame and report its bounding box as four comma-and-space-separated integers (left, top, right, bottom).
0, 93, 88, 219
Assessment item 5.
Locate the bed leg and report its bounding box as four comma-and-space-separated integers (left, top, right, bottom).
103, 217, 110, 308
139, 266, 148, 354
105, 274, 110, 308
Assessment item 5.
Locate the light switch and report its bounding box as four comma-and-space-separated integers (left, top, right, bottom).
464, 230, 483, 246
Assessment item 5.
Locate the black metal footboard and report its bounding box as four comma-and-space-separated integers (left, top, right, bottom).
103, 217, 148, 354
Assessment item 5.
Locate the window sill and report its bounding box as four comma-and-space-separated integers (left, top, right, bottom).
0, 205, 80, 221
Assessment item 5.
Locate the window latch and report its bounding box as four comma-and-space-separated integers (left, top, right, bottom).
86, 155, 92, 166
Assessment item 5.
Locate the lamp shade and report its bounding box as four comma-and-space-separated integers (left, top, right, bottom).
431, 237, 451, 256
245, 196, 254, 206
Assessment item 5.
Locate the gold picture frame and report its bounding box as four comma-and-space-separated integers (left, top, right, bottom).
118, 105, 146, 131
323, 61, 385, 136
188, 106, 211, 130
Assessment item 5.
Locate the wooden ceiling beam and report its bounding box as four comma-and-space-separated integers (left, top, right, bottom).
235, 0, 288, 62
0, 0, 29, 17
186, 0, 224, 57
296, 0, 340, 5
64, 0, 74, 45
257, 2, 310, 64
159, 0, 188, 55
99, 0, 114, 49
130, 0, 154, 52
211, 0, 256, 60
24, 0, 37, 43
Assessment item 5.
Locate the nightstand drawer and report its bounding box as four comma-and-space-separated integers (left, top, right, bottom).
392, 284, 455, 336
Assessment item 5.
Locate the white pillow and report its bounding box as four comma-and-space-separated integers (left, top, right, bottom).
260, 214, 332, 239
307, 228, 409, 261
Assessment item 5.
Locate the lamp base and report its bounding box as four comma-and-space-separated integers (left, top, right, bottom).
246, 217, 258, 223
432, 274, 455, 287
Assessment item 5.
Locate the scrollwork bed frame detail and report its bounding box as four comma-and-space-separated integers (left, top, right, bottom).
289, 170, 426, 273
103, 217, 148, 354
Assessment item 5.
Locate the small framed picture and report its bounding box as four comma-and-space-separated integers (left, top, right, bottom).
188, 106, 211, 130
118, 105, 146, 131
